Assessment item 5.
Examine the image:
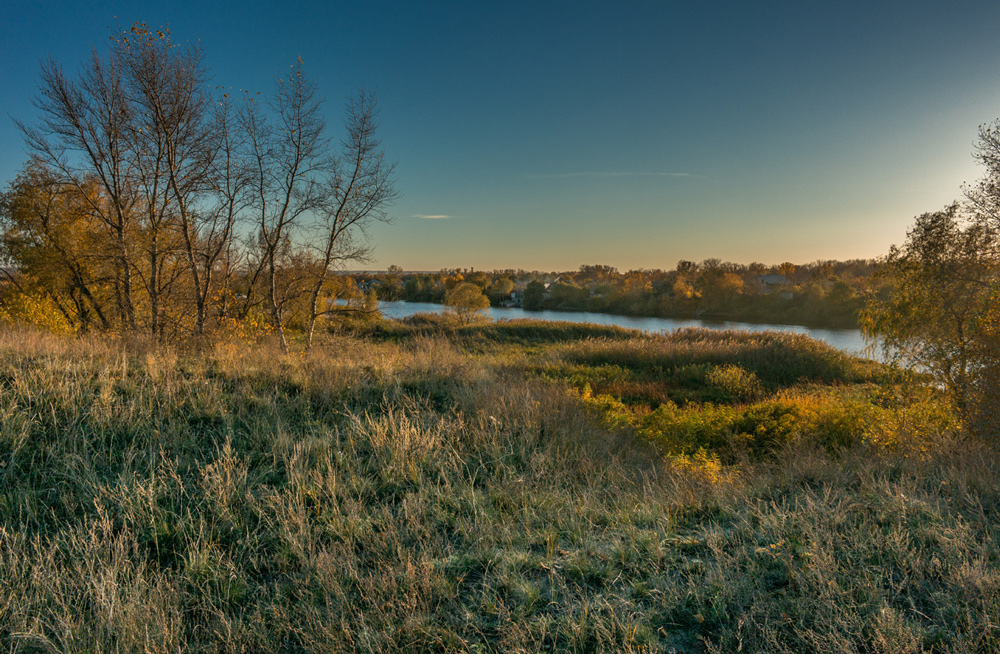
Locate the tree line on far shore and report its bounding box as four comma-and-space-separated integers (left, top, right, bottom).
353, 259, 873, 329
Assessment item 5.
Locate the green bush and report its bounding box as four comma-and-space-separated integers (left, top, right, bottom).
705, 364, 762, 402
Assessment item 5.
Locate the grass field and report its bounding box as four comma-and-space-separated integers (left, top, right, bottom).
0, 318, 997, 653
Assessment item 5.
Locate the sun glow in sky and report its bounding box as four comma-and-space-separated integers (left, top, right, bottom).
4, 1, 1000, 271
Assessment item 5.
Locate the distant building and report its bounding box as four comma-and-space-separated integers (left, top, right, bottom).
755, 274, 793, 295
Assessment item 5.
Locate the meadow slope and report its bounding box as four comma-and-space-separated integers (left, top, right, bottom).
0, 321, 997, 653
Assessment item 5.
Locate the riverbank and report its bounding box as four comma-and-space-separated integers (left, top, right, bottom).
3, 323, 986, 652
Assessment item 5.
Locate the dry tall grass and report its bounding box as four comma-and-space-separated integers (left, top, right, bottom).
0, 325, 996, 653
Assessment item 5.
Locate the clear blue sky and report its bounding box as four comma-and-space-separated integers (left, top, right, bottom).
4, 1, 1000, 271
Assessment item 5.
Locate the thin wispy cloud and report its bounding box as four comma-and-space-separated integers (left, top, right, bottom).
412, 214, 456, 219
525, 171, 696, 180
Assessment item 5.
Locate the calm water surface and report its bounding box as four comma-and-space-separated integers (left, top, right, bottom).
378, 301, 874, 358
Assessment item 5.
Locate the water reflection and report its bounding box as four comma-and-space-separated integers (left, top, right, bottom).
377, 301, 873, 358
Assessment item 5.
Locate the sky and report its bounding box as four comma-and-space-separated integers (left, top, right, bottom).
4, 1, 1000, 271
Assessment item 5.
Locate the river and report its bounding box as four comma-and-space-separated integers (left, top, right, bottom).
377, 301, 874, 358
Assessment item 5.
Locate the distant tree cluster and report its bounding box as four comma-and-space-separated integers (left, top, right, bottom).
0, 23, 396, 349
357, 259, 873, 329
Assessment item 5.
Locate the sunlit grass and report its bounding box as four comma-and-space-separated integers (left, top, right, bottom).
0, 321, 993, 653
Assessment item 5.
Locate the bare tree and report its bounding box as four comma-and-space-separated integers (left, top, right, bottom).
118, 23, 216, 337
244, 59, 327, 351
185, 95, 252, 335
304, 90, 397, 348
19, 44, 141, 330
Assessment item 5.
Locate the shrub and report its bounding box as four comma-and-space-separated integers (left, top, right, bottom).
0, 290, 73, 334
705, 364, 762, 402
